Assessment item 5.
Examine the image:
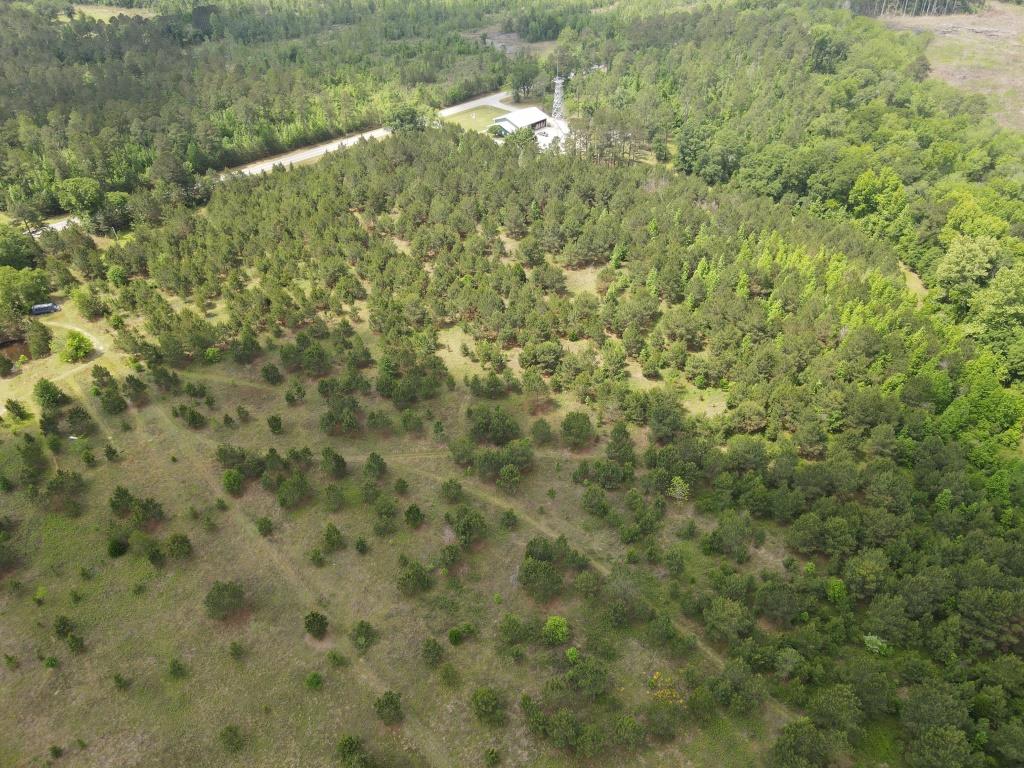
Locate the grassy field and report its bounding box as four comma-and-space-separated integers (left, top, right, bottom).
0, 288, 790, 765
885, 1, 1024, 132
463, 26, 560, 60
441, 106, 510, 133
71, 4, 157, 21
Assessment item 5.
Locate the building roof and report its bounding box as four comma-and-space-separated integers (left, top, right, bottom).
493, 106, 550, 131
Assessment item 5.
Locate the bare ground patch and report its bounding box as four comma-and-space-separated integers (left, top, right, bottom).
463, 25, 559, 59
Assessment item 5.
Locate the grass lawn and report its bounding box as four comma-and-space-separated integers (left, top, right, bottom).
441, 105, 509, 133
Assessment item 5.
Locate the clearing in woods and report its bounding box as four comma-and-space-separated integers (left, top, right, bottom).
71, 4, 158, 21
441, 105, 510, 133
0, 293, 786, 768
884, 1, 1024, 131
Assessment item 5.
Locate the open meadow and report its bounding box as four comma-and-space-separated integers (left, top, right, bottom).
885, 1, 1024, 130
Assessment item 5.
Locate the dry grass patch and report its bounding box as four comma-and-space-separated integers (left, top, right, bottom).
885, 2, 1024, 131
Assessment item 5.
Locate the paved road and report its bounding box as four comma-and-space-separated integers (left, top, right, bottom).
36, 91, 512, 235
221, 126, 392, 178
438, 90, 512, 117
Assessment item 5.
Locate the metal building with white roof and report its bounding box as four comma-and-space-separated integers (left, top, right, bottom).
491, 107, 550, 136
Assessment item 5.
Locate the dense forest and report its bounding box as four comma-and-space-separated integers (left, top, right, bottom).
2, 0, 1024, 766
0, 0, 522, 221
555, 1, 1024, 377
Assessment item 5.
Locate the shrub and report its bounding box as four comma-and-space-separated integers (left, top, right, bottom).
218, 725, 244, 753
304, 611, 329, 639
561, 411, 595, 450
439, 663, 461, 688
54, 615, 74, 638
397, 560, 432, 596
440, 478, 463, 503
471, 686, 507, 726
496, 464, 521, 494
530, 418, 553, 445
107, 536, 129, 558
350, 620, 378, 652
168, 658, 188, 679
613, 714, 646, 750
448, 622, 477, 646
322, 523, 346, 553
255, 517, 273, 537
335, 735, 371, 765
285, 379, 305, 405
276, 472, 312, 509
542, 616, 570, 645
519, 557, 562, 603
166, 533, 193, 559
267, 414, 283, 434
322, 447, 347, 478
374, 690, 404, 725
404, 504, 424, 528
305, 671, 324, 691
222, 469, 244, 496
204, 581, 245, 620
261, 363, 283, 385
445, 506, 487, 548
422, 638, 444, 668
26, 321, 52, 359
33, 379, 69, 409
327, 650, 349, 668
5, 399, 29, 421
363, 452, 387, 479
59, 331, 93, 363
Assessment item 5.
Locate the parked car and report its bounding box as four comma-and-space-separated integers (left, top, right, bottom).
29, 302, 60, 316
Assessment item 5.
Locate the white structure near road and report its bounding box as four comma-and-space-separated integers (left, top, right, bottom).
491, 106, 551, 135
490, 106, 570, 150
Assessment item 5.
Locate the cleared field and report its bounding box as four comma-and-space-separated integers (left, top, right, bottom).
441, 105, 509, 133
72, 4, 157, 21
464, 26, 560, 59
884, 1, 1024, 131
0, 300, 786, 766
